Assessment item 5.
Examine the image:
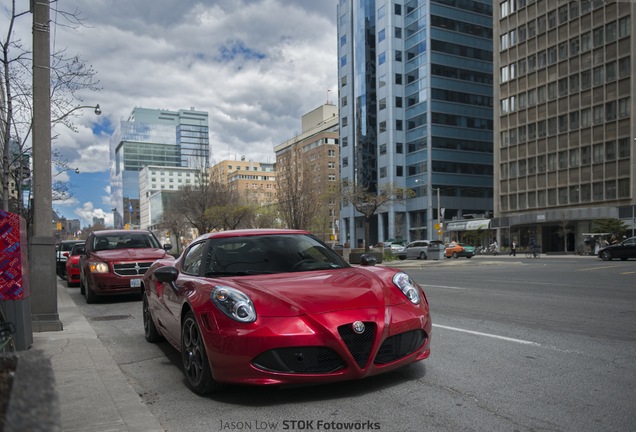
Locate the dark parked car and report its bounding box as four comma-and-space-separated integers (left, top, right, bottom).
80, 230, 172, 303
598, 236, 636, 261
142, 228, 432, 394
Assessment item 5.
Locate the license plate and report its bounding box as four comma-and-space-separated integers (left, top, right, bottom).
130, 278, 141, 288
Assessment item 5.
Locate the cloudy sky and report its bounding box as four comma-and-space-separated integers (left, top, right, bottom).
4, 0, 339, 227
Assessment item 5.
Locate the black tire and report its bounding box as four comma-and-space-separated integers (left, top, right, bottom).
181, 311, 223, 394
399, 256, 406, 260
452, 252, 459, 259
79, 278, 85, 295
85, 282, 97, 304
419, 252, 427, 260
143, 293, 162, 343
599, 250, 612, 261
466, 255, 473, 259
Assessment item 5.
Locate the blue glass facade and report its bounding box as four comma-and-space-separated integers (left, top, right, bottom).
338, 0, 493, 246
109, 107, 209, 228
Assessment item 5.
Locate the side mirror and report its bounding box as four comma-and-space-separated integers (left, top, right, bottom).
153, 266, 179, 294
360, 254, 377, 266
163, 244, 173, 251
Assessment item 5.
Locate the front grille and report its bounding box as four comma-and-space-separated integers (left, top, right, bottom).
338, 322, 376, 368
252, 347, 345, 373
374, 330, 426, 365
113, 261, 153, 276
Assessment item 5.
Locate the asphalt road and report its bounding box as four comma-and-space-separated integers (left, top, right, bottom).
67, 255, 636, 432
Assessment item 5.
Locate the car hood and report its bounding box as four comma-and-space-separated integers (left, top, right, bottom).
92, 249, 168, 261
222, 267, 407, 317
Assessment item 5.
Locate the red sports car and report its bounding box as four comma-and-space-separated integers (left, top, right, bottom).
65, 242, 86, 287
142, 229, 432, 394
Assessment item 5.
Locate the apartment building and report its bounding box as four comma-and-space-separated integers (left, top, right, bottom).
274, 104, 340, 242
494, 0, 635, 252
209, 159, 277, 206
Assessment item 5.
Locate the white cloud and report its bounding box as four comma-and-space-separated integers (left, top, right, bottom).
74, 202, 114, 227
4, 0, 339, 221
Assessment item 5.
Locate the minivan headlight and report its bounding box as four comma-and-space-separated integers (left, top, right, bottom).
88, 261, 109, 273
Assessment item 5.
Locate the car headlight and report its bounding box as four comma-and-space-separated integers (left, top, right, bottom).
393, 272, 421, 304
211, 286, 256, 323
88, 261, 109, 273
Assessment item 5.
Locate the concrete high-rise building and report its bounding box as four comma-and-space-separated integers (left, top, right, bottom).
274, 104, 340, 242
138, 165, 202, 229
109, 107, 209, 228
494, 0, 636, 252
337, 0, 494, 247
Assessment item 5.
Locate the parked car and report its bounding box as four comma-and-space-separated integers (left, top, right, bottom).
142, 228, 432, 394
444, 242, 475, 259
65, 243, 86, 288
597, 236, 636, 261
386, 242, 405, 253
56, 240, 85, 279
80, 230, 172, 303
398, 240, 445, 260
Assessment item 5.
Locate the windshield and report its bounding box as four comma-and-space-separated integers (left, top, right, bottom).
93, 233, 161, 251
204, 234, 350, 276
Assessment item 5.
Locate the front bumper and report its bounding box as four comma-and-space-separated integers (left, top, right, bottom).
197, 302, 431, 386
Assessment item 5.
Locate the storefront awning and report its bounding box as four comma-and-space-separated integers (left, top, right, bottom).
446, 219, 491, 232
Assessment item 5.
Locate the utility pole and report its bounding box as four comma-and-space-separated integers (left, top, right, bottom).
30, 0, 62, 331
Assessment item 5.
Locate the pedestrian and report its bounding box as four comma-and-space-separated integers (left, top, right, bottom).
529, 237, 537, 257
509, 240, 516, 256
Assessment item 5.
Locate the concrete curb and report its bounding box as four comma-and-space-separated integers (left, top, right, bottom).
1, 350, 61, 432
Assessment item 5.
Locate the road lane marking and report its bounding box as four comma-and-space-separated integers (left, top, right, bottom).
578, 265, 619, 271
432, 324, 541, 346
422, 284, 466, 290
433, 324, 586, 355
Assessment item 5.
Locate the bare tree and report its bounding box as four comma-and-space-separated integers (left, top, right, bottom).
341, 182, 414, 252
1, 0, 100, 213
276, 146, 318, 230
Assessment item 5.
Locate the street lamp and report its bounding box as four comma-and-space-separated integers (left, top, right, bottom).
53, 167, 80, 178
52, 104, 101, 123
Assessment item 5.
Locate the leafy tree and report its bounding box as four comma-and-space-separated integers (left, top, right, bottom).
341, 182, 414, 252
592, 218, 630, 238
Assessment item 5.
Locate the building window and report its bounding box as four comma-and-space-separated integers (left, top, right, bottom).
379, 121, 386, 133
340, 76, 347, 87
341, 55, 347, 67
379, 144, 387, 155
379, 167, 387, 178
379, 52, 386, 65
619, 16, 631, 39
396, 142, 403, 154
379, 98, 386, 110
342, 157, 348, 167
395, 27, 402, 39
396, 120, 403, 131
395, 73, 402, 85
378, 28, 386, 43
340, 35, 346, 46
618, 97, 630, 118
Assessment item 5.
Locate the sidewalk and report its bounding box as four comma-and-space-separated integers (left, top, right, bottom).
31, 281, 164, 432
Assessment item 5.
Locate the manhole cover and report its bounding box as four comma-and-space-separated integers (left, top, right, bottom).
89, 314, 135, 321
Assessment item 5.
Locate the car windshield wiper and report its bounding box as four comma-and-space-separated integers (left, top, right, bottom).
204, 270, 278, 277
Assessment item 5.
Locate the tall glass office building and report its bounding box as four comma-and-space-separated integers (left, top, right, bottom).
337, 0, 494, 247
109, 107, 209, 228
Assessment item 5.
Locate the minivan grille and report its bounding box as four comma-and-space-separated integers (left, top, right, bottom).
113, 262, 153, 276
